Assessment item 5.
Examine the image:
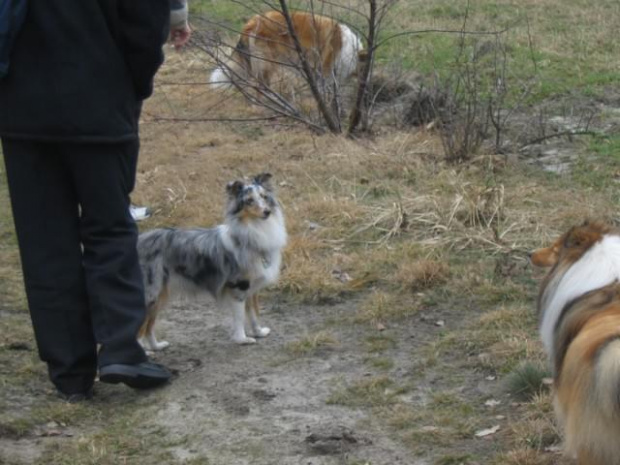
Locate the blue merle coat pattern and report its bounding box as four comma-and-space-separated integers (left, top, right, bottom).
137, 173, 287, 349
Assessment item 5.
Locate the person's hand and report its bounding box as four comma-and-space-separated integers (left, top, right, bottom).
170, 24, 191, 50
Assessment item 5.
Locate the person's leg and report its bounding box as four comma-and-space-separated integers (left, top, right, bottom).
2, 139, 97, 395
63, 140, 148, 368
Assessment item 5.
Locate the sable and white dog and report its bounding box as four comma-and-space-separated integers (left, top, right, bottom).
531, 221, 620, 465
137, 173, 287, 349
210, 10, 363, 89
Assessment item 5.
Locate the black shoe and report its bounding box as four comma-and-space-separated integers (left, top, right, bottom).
99, 362, 172, 389
57, 388, 94, 403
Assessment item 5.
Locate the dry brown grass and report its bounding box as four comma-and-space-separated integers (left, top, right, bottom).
128, 50, 615, 463
355, 290, 421, 326
394, 259, 450, 292
285, 330, 339, 356
493, 448, 558, 465
1, 3, 618, 459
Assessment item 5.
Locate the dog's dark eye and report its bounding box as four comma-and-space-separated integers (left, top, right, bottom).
260, 194, 267, 199
245, 198, 254, 205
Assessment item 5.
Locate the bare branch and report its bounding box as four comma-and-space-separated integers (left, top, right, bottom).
148, 115, 281, 123
374, 26, 512, 51
521, 130, 599, 147
348, 0, 379, 135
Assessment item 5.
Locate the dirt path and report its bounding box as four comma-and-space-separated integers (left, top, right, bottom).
2, 284, 513, 465
148, 297, 420, 465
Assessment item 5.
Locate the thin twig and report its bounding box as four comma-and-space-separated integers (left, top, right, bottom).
521, 130, 599, 147
147, 115, 282, 123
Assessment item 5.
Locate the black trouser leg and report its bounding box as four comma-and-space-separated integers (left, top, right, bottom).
2, 140, 97, 394
62, 141, 147, 367
2, 138, 148, 394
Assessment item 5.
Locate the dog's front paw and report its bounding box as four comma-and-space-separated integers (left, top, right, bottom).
233, 335, 257, 345
251, 327, 271, 338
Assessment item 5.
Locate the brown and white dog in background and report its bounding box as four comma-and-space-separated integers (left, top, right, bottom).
531, 221, 620, 465
210, 10, 363, 89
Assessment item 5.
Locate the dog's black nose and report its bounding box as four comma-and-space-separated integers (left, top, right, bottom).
263, 209, 271, 218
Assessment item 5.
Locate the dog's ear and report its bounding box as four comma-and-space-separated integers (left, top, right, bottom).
254, 172, 273, 190
226, 180, 244, 197
563, 226, 600, 250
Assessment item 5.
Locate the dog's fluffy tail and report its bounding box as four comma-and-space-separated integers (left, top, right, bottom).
335, 24, 363, 82
593, 339, 620, 419
210, 37, 251, 90
560, 334, 620, 464
210, 66, 231, 89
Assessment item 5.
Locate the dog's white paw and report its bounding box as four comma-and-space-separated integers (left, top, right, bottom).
139, 337, 170, 351
251, 327, 271, 338
152, 341, 170, 351
233, 336, 257, 345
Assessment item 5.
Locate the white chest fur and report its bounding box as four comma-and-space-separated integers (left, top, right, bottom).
220, 211, 287, 293
540, 235, 620, 358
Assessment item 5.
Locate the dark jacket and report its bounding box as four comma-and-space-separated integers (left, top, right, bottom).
0, 0, 170, 143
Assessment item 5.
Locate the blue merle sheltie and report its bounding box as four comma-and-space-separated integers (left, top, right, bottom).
136, 173, 287, 349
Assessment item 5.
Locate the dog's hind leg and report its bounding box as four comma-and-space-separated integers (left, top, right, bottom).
139, 310, 170, 352
220, 291, 256, 345
246, 294, 270, 338
138, 289, 170, 351
145, 321, 170, 351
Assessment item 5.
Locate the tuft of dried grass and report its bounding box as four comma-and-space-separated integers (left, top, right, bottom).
355, 290, 419, 325
285, 330, 339, 357
394, 259, 450, 292
278, 235, 348, 303
492, 448, 557, 465
327, 376, 404, 408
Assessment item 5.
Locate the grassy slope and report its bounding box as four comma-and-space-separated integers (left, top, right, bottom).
1, 0, 619, 464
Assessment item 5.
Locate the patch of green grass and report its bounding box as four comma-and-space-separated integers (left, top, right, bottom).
0, 417, 35, 439
422, 303, 542, 375
435, 454, 476, 465
37, 398, 180, 465
285, 330, 339, 357
571, 134, 620, 192
327, 376, 406, 408
190, 0, 247, 29
181, 458, 212, 465
364, 356, 395, 371
505, 362, 551, 401
346, 460, 373, 465
386, 392, 481, 451
364, 334, 397, 354
382, 0, 618, 103
0, 393, 103, 440
355, 291, 420, 325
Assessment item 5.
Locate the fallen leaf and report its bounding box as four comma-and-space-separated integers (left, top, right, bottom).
484, 399, 501, 407
475, 425, 500, 438
544, 445, 562, 453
